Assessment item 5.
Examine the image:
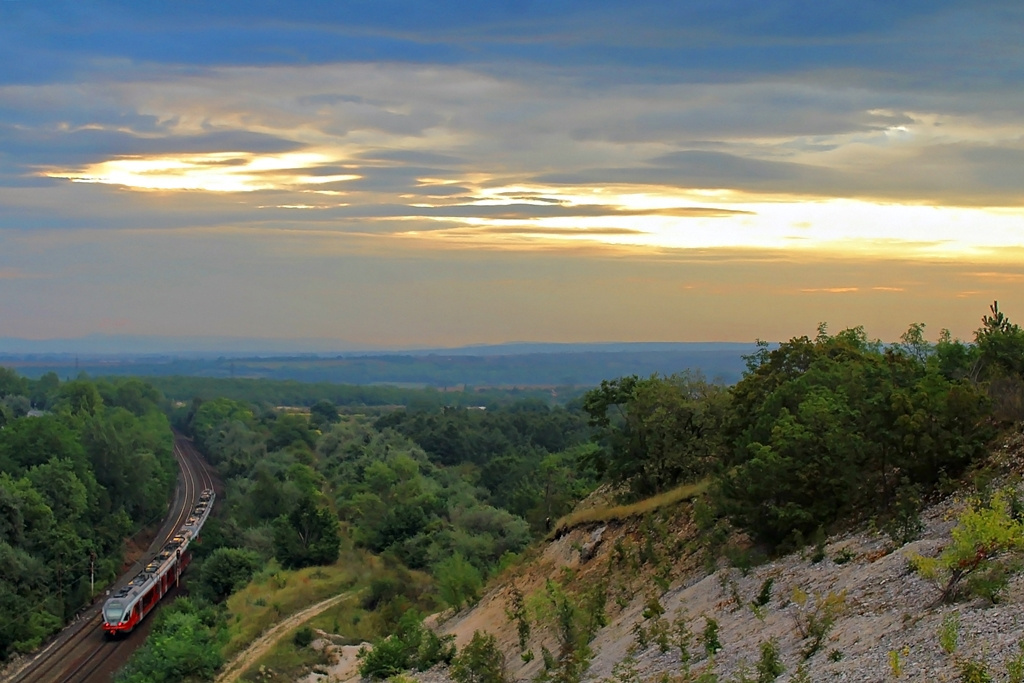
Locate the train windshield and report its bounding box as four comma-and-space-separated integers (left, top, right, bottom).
103, 601, 125, 623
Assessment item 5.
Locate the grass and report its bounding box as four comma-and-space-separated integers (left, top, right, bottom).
304, 599, 380, 643
552, 479, 710, 535
239, 631, 332, 683
223, 550, 376, 659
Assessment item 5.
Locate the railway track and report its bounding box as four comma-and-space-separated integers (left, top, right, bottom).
3, 434, 216, 683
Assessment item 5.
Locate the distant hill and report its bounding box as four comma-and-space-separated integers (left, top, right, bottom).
0, 340, 758, 387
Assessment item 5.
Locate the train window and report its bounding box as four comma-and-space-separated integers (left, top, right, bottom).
104, 600, 126, 623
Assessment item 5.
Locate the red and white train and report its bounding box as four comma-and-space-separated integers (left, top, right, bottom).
101, 488, 215, 636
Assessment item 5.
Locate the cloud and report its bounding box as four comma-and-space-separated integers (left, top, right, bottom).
355, 149, 467, 166
469, 226, 646, 236
1, 0, 1023, 345
6, 54, 1024, 205
965, 271, 1024, 283
537, 141, 1024, 206
0, 123, 305, 167
800, 287, 860, 293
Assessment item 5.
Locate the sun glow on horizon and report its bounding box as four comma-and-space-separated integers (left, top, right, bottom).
39, 157, 1024, 264
44, 152, 360, 192
412, 184, 1024, 262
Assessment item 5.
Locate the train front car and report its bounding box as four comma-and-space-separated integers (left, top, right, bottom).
101, 597, 137, 635
100, 488, 215, 636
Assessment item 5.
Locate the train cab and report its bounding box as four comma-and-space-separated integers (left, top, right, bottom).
102, 599, 139, 636
102, 600, 125, 626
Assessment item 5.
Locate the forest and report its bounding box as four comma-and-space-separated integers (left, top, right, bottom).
0, 372, 177, 661
131, 303, 1024, 681
2, 302, 1022, 681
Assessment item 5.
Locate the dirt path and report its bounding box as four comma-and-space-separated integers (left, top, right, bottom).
215, 593, 355, 683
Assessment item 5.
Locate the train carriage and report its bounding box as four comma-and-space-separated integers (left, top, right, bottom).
101, 489, 214, 636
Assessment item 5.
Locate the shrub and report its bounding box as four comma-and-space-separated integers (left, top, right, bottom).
356, 611, 454, 679
888, 647, 908, 678
115, 602, 224, 683
958, 659, 993, 683
506, 585, 531, 652
607, 654, 640, 683
435, 553, 483, 610
910, 489, 1024, 603
752, 578, 774, 608
451, 631, 508, 683
642, 596, 665, 620
792, 588, 845, 659
756, 639, 784, 682
1007, 642, 1024, 683
882, 482, 924, 547
416, 628, 456, 670
702, 617, 722, 657
199, 547, 264, 602
939, 612, 960, 655
293, 626, 314, 648
672, 613, 693, 670
358, 637, 409, 679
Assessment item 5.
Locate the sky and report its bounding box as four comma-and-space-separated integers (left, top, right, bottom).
1, 0, 1023, 349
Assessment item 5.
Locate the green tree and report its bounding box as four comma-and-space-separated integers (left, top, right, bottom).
0, 415, 86, 475
974, 301, 1024, 422
2, 395, 31, 422
205, 418, 266, 478
0, 368, 29, 400
268, 413, 317, 451
583, 372, 725, 497
718, 324, 992, 548
198, 547, 263, 602
29, 372, 60, 409
56, 380, 103, 418
111, 378, 162, 417
26, 459, 88, 525
309, 399, 341, 429
976, 301, 1024, 378
272, 496, 341, 569
190, 397, 254, 453
115, 600, 222, 683
435, 552, 483, 609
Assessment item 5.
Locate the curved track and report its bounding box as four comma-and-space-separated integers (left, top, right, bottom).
3, 434, 216, 683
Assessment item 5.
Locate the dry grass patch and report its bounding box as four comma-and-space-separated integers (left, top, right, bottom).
224, 550, 376, 659
552, 479, 709, 534
304, 599, 380, 643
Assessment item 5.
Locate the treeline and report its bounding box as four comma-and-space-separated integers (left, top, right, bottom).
151, 376, 449, 409
0, 371, 177, 661
375, 401, 595, 529
16, 345, 751, 389
583, 303, 1024, 550
148, 375, 583, 411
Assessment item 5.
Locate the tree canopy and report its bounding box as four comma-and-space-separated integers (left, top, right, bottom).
0, 372, 176, 661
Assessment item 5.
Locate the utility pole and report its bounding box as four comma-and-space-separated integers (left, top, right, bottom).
90, 551, 96, 599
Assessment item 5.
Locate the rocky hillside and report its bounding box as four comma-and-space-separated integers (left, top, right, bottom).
311, 431, 1024, 683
